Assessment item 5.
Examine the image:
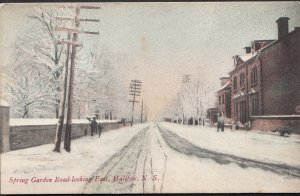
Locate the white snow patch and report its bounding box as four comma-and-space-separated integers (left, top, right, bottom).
239, 53, 256, 62
0, 99, 9, 107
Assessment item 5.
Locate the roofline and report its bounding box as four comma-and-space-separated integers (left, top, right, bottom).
219, 76, 230, 79
229, 27, 299, 75
276, 17, 290, 23
217, 88, 231, 93
251, 39, 276, 43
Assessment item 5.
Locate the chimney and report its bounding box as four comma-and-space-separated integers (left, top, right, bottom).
233, 55, 239, 67
244, 47, 251, 54
276, 17, 289, 40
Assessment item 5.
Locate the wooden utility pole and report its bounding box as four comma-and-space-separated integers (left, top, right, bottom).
53, 33, 71, 152
64, 7, 79, 152
54, 5, 100, 152
129, 79, 142, 126
140, 99, 143, 123
144, 105, 148, 122
181, 74, 191, 84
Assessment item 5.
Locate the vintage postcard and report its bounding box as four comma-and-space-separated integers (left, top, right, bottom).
1, 2, 300, 194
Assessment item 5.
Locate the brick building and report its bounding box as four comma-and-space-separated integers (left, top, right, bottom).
207, 108, 218, 125
216, 77, 231, 119
229, 17, 300, 125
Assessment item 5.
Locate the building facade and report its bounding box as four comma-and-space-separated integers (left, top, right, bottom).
229, 17, 300, 125
216, 77, 231, 119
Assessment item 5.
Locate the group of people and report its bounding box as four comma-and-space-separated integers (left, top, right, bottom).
87, 116, 103, 138
217, 112, 225, 132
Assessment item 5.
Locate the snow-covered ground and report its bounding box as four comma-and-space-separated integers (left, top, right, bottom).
1, 123, 149, 194
154, 123, 300, 193
159, 122, 300, 168
1, 122, 300, 194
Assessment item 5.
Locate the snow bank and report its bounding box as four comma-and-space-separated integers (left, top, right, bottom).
159, 122, 300, 167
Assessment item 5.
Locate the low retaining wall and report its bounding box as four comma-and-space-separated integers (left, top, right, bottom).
9, 121, 118, 151
250, 115, 300, 133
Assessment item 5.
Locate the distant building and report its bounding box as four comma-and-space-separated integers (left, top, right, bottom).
216, 77, 231, 119
229, 17, 300, 125
207, 108, 218, 125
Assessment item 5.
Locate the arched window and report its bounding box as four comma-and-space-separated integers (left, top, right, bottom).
240, 72, 245, 88
251, 66, 257, 85
233, 76, 237, 90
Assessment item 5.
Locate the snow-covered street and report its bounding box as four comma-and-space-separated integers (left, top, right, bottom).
1, 122, 300, 194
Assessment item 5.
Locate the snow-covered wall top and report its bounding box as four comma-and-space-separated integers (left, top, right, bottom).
10, 118, 118, 126
0, 99, 10, 107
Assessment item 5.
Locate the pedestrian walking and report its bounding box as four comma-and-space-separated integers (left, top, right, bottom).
220, 112, 225, 132
92, 116, 98, 135
98, 123, 103, 138
217, 113, 221, 132
217, 112, 225, 132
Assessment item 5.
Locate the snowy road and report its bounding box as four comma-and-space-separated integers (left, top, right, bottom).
81, 122, 300, 193
82, 124, 167, 193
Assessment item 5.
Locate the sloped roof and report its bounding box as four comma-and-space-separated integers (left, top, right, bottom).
217, 80, 231, 92
239, 53, 256, 62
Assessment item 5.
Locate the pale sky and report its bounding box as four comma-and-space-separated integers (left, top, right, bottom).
1, 2, 300, 120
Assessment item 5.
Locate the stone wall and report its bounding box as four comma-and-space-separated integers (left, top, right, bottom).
0, 101, 10, 153
8, 122, 118, 151
251, 115, 300, 133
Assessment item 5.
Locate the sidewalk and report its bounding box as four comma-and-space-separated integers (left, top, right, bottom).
159, 122, 300, 168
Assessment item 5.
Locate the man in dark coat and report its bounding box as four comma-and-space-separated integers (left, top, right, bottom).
217, 112, 225, 132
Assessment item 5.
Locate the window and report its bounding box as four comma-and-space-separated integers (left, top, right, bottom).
239, 101, 247, 124
233, 76, 237, 90
240, 73, 245, 88
219, 96, 221, 105
234, 102, 238, 117
252, 97, 259, 115
222, 95, 225, 104
251, 67, 257, 85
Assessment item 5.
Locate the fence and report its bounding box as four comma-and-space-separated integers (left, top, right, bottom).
250, 115, 300, 133
0, 102, 118, 152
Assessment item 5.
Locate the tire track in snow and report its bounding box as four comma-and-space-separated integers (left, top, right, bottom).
81, 124, 168, 193
157, 123, 300, 179
153, 123, 168, 193
81, 126, 149, 193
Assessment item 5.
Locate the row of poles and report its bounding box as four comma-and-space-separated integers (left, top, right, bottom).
53, 5, 100, 152
52, 5, 147, 151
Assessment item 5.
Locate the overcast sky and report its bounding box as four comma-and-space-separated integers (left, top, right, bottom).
1, 2, 300, 120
